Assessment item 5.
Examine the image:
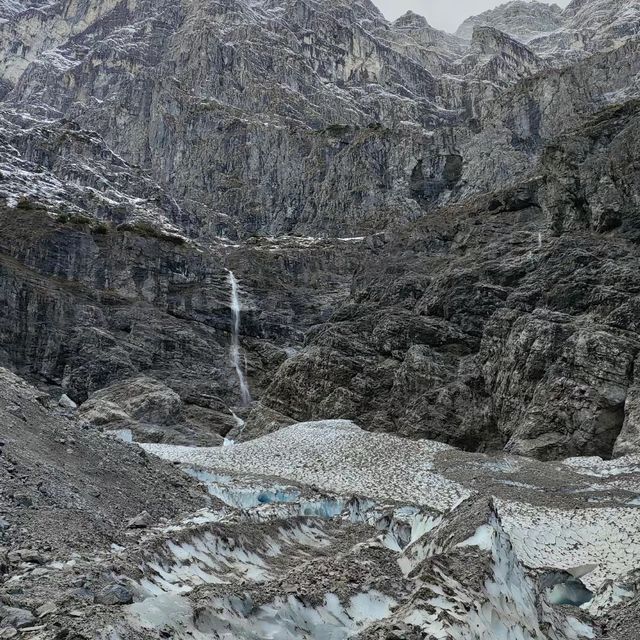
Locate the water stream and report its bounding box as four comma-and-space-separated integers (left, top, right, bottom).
227, 270, 252, 407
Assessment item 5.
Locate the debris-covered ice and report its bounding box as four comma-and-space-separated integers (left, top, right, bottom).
130, 419, 640, 639
143, 420, 470, 511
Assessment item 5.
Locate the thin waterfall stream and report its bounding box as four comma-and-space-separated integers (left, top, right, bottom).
227, 270, 252, 408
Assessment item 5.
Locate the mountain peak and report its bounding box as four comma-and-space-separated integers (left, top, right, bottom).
456, 0, 565, 42
393, 10, 433, 30
471, 24, 536, 54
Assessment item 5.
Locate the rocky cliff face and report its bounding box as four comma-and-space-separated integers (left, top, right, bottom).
456, 1, 564, 42
1, 0, 640, 459
0, 203, 363, 442
458, 0, 640, 62
252, 96, 640, 459
6, 0, 632, 240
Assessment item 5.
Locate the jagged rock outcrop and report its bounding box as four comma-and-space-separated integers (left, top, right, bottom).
540, 100, 640, 237
531, 0, 640, 61
458, 0, 640, 64
613, 377, 640, 457
456, 0, 564, 42
249, 97, 640, 460
380, 11, 467, 76
1, 0, 640, 459
455, 26, 548, 85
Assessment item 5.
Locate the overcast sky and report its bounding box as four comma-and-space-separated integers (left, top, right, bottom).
373, 0, 571, 33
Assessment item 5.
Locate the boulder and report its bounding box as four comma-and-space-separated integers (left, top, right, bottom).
94, 584, 134, 606
80, 378, 183, 427
0, 607, 35, 629
126, 511, 153, 529
58, 394, 77, 410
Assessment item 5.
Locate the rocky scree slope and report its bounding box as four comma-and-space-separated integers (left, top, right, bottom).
0, 0, 640, 458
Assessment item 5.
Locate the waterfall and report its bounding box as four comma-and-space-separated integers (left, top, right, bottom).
227, 270, 252, 407
223, 411, 246, 447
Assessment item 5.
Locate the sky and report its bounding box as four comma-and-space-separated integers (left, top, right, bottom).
373, 0, 571, 33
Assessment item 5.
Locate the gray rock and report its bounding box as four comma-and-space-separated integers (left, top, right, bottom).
251, 98, 640, 459
0, 367, 205, 556
614, 377, 640, 457
94, 584, 134, 606
456, 0, 564, 42
8, 549, 43, 564
126, 511, 153, 529
81, 378, 183, 427
58, 394, 77, 410
0, 607, 34, 629
35, 602, 57, 618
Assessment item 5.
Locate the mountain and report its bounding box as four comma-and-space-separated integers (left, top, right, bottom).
457, 0, 640, 62
456, 0, 565, 42
0, 0, 639, 458
1, 0, 640, 637
257, 100, 640, 460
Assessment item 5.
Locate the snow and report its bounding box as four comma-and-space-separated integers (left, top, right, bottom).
133, 418, 640, 638
142, 420, 469, 511
106, 428, 133, 443
547, 582, 593, 607
562, 454, 640, 478
139, 519, 334, 597
185, 469, 302, 510
496, 499, 640, 590
457, 523, 494, 551
192, 591, 396, 639
128, 592, 193, 632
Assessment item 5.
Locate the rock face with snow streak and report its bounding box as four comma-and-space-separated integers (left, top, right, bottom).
1, 0, 640, 460
456, 0, 565, 42
458, 0, 640, 62
2, 0, 638, 239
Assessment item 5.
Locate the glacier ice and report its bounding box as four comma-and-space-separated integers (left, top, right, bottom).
128, 420, 640, 639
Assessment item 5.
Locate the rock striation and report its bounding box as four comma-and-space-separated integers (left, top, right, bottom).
0, 0, 640, 460
456, 1, 565, 43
